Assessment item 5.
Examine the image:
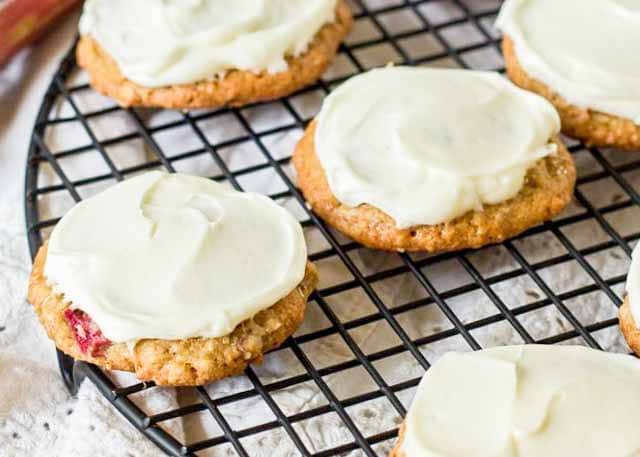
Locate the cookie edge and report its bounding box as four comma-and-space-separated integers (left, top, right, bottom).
28, 243, 318, 386
619, 297, 640, 356
293, 121, 576, 253
75, 1, 353, 109
389, 422, 406, 457
503, 36, 640, 150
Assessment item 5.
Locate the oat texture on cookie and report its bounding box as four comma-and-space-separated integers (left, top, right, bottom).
294, 67, 576, 252
27, 172, 318, 386
497, 0, 640, 149
76, 0, 353, 108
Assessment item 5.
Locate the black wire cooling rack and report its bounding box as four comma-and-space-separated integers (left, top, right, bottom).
24, 0, 640, 456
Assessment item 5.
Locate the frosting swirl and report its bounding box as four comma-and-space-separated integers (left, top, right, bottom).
403, 345, 640, 456
44, 171, 307, 343
79, 0, 337, 87
496, 0, 640, 124
314, 67, 560, 228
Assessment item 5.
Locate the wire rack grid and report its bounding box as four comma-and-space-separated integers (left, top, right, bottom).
24, 0, 640, 456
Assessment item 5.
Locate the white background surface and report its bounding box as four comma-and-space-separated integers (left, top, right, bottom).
1, 2, 639, 457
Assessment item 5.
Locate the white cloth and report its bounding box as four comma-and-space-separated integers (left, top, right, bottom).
0, 4, 637, 457
0, 12, 182, 457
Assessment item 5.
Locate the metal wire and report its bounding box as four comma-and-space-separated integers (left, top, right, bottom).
24, 1, 640, 455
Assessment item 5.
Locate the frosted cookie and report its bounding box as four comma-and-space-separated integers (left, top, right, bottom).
76, 0, 352, 109
27, 171, 318, 386
619, 244, 640, 354
497, 0, 640, 149
293, 67, 575, 252
390, 345, 640, 457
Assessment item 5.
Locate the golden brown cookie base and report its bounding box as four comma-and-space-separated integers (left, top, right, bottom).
389, 422, 406, 457
503, 36, 640, 150
619, 298, 640, 356
293, 122, 576, 253
28, 244, 318, 386
75, 1, 353, 109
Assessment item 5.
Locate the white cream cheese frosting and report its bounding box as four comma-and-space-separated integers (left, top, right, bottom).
78, 0, 337, 87
44, 171, 307, 343
314, 67, 560, 229
627, 243, 640, 326
496, 0, 640, 124
402, 345, 640, 457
